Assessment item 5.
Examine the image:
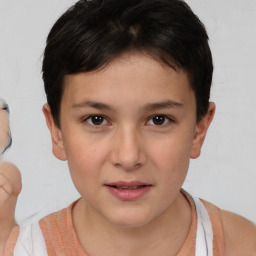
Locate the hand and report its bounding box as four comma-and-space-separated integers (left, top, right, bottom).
0, 100, 11, 154
0, 162, 22, 202
0, 162, 21, 256
0, 162, 22, 220
0, 101, 21, 255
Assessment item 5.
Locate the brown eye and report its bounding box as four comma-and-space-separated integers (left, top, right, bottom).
147, 115, 171, 126
86, 115, 108, 126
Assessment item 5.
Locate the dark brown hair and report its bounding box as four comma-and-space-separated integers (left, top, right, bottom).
42, 0, 213, 127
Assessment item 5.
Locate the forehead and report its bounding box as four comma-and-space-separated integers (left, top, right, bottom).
62, 53, 195, 110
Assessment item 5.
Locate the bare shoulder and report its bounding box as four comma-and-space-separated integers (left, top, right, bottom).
220, 210, 256, 256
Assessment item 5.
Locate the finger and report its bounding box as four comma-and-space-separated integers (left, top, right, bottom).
0, 163, 22, 196
0, 174, 13, 196
0, 99, 12, 154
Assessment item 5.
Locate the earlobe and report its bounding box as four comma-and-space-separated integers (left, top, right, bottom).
190, 102, 215, 159
42, 104, 67, 161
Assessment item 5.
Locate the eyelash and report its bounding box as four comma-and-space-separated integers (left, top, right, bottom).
84, 115, 110, 126
83, 115, 174, 127
147, 115, 174, 126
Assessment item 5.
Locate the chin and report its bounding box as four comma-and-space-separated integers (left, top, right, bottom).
106, 210, 155, 228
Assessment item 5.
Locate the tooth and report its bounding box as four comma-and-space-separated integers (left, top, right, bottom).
114, 185, 147, 190
118, 186, 144, 190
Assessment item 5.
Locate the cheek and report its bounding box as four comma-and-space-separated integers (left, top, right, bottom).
65, 137, 108, 188
65, 131, 101, 163
149, 133, 193, 182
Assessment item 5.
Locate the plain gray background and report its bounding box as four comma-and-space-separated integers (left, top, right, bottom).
0, 0, 255, 223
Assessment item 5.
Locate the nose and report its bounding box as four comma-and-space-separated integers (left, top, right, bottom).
110, 125, 146, 171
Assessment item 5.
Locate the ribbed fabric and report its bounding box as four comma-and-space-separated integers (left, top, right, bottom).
176, 190, 197, 256
201, 199, 225, 256
39, 200, 87, 256
3, 226, 19, 256
4, 191, 225, 256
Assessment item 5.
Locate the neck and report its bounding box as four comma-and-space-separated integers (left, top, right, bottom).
72, 192, 192, 256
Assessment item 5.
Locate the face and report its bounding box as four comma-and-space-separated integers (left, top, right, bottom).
44, 53, 214, 228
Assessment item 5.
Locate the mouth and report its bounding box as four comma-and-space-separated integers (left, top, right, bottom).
105, 181, 152, 189
105, 184, 151, 190
104, 181, 152, 200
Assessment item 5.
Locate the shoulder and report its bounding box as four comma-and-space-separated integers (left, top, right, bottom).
39, 200, 76, 229
220, 210, 256, 256
199, 197, 256, 256
7, 205, 70, 255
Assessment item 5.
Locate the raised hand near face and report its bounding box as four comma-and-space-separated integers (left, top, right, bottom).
0, 100, 11, 155
0, 100, 21, 256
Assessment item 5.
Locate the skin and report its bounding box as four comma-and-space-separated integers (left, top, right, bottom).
0, 105, 21, 256
0, 162, 21, 256
43, 52, 217, 256
44, 53, 256, 255
221, 211, 256, 256
0, 109, 10, 154
0, 53, 254, 255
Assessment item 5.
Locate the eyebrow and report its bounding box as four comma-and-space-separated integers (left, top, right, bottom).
142, 100, 183, 111
72, 100, 183, 111
72, 101, 112, 110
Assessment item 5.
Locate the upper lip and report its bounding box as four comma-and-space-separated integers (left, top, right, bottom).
104, 181, 152, 187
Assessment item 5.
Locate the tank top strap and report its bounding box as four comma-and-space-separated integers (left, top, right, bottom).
4, 223, 48, 256
182, 190, 225, 256
3, 226, 19, 256
39, 200, 87, 256
193, 197, 213, 256
200, 199, 225, 256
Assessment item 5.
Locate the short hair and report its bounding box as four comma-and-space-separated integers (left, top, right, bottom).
42, 0, 213, 127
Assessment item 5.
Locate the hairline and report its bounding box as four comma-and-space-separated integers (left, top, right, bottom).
56, 50, 194, 129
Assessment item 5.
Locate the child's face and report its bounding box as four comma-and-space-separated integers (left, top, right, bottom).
44, 53, 214, 227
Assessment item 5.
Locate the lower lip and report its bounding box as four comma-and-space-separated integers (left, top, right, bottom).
105, 186, 151, 201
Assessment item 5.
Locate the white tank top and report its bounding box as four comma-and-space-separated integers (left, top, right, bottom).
13, 196, 214, 256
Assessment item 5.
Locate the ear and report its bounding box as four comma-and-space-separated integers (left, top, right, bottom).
190, 102, 215, 159
42, 104, 67, 161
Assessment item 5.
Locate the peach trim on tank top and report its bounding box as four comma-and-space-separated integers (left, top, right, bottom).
3, 192, 224, 256
39, 199, 88, 256
3, 225, 20, 256
4, 191, 224, 256
176, 189, 197, 256
40, 191, 198, 256
201, 199, 225, 256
